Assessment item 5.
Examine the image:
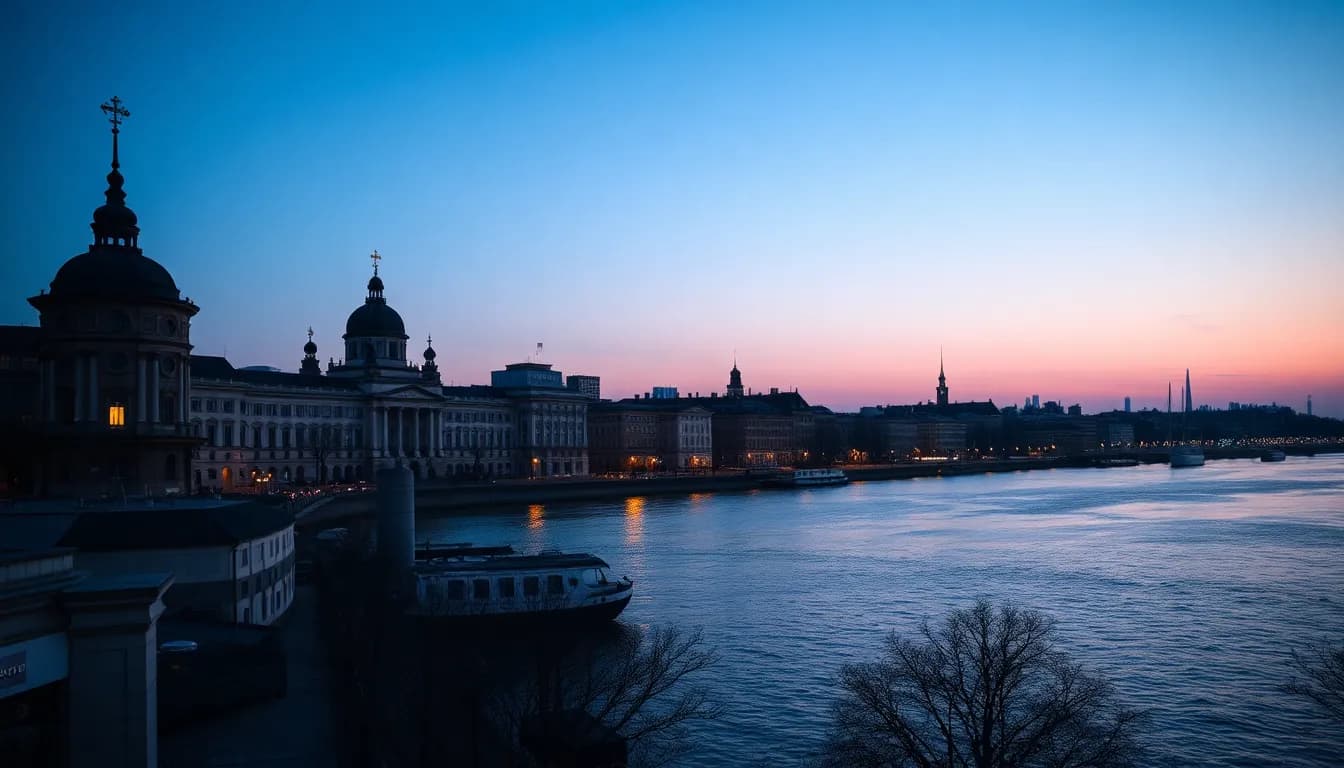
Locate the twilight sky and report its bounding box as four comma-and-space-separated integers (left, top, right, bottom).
4, 1, 1342, 415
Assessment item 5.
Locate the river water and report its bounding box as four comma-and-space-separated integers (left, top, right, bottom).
418, 456, 1344, 766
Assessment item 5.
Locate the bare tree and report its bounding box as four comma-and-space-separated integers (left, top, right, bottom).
824, 600, 1147, 768
496, 624, 721, 767
1284, 640, 1344, 725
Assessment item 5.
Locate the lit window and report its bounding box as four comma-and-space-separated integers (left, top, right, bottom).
108, 403, 125, 427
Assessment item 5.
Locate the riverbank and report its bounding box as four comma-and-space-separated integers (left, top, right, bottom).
294, 445, 1337, 530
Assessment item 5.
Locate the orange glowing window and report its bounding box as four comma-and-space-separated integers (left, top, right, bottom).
108, 404, 126, 427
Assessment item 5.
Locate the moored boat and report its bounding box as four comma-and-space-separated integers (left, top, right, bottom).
764, 468, 849, 487
1260, 449, 1286, 462
408, 547, 633, 627
1169, 445, 1206, 468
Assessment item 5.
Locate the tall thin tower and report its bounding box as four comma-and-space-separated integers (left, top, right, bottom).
1184, 369, 1193, 413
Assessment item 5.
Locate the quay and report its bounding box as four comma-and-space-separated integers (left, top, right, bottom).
296, 443, 1344, 529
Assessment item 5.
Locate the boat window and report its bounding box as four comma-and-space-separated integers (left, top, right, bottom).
472, 579, 490, 600
498, 577, 516, 599
547, 574, 564, 596
523, 576, 540, 597
445, 580, 466, 600
582, 568, 602, 586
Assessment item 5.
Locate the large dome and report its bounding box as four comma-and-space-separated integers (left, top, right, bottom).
48, 247, 182, 303
345, 300, 406, 338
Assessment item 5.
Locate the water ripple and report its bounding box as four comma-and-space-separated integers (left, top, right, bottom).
420, 456, 1344, 767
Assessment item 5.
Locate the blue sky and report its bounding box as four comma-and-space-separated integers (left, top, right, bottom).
4, 1, 1342, 414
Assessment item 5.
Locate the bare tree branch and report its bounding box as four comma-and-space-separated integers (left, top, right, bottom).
824, 599, 1148, 768
1283, 640, 1344, 725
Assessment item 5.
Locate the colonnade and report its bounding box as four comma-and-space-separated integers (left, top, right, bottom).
46, 352, 186, 426
370, 404, 445, 458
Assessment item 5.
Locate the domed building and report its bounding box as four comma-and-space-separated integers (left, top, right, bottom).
2, 102, 594, 495
24, 101, 200, 496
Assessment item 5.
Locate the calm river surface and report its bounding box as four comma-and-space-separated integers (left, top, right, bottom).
419, 456, 1344, 766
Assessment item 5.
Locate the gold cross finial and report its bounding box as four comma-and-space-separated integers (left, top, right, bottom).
427, 335, 433, 347
370, 249, 381, 275
307, 326, 314, 341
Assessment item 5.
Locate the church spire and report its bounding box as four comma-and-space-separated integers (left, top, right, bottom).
92, 96, 140, 247
936, 349, 949, 406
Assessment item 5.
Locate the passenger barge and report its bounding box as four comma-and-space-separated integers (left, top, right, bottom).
408, 545, 633, 627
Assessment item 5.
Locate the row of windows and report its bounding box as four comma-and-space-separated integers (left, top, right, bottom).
439, 573, 568, 601
191, 398, 362, 419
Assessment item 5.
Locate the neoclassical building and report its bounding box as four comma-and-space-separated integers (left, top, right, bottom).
186, 263, 591, 491
19, 101, 199, 496
1, 105, 590, 498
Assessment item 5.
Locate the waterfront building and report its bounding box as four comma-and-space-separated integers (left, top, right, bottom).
588, 399, 711, 473
491, 362, 590, 478
917, 420, 967, 455
21, 106, 199, 498
1, 127, 596, 492
565, 374, 600, 400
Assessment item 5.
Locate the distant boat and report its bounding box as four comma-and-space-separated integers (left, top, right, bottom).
1168, 369, 1205, 468
408, 547, 633, 627
1170, 445, 1206, 468
1260, 449, 1286, 463
764, 468, 849, 488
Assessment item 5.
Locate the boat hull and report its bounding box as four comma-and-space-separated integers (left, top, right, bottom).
1260, 451, 1286, 462
413, 592, 632, 630
1169, 447, 1205, 468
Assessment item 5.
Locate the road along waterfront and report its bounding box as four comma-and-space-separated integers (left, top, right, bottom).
418, 455, 1344, 767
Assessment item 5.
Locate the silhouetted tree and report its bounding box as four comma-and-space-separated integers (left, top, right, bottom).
1284, 640, 1344, 725
495, 624, 721, 767
823, 600, 1147, 768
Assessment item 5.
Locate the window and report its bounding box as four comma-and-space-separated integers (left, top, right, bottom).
240, 579, 249, 598
498, 577, 515, 599
207, 399, 219, 412
547, 574, 564, 596
523, 576, 540, 597
445, 580, 466, 600
472, 579, 490, 600
190, 398, 202, 412
241, 548, 249, 566
223, 400, 234, 413
242, 607, 250, 624
108, 403, 125, 427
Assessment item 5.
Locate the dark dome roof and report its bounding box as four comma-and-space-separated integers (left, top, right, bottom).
304, 339, 318, 355
423, 344, 436, 360
345, 300, 406, 339
48, 246, 182, 302
368, 274, 384, 293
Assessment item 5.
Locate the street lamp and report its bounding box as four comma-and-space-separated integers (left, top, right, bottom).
531, 456, 539, 479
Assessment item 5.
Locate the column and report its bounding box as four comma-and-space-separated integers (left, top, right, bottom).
434, 411, 442, 457
179, 361, 188, 424
43, 359, 55, 421
380, 407, 389, 458
88, 355, 99, 422
136, 355, 146, 423
74, 355, 86, 422
64, 573, 175, 768
413, 408, 422, 457
395, 407, 404, 458
149, 357, 161, 424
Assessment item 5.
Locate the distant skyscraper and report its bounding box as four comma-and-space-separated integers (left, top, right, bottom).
1032, 394, 1040, 410
651, 386, 679, 399
1307, 395, 1313, 416
1123, 396, 1131, 413
936, 351, 949, 407
565, 374, 600, 399
1184, 369, 1193, 413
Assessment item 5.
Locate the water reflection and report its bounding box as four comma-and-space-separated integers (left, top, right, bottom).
624, 496, 646, 545
527, 503, 545, 530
